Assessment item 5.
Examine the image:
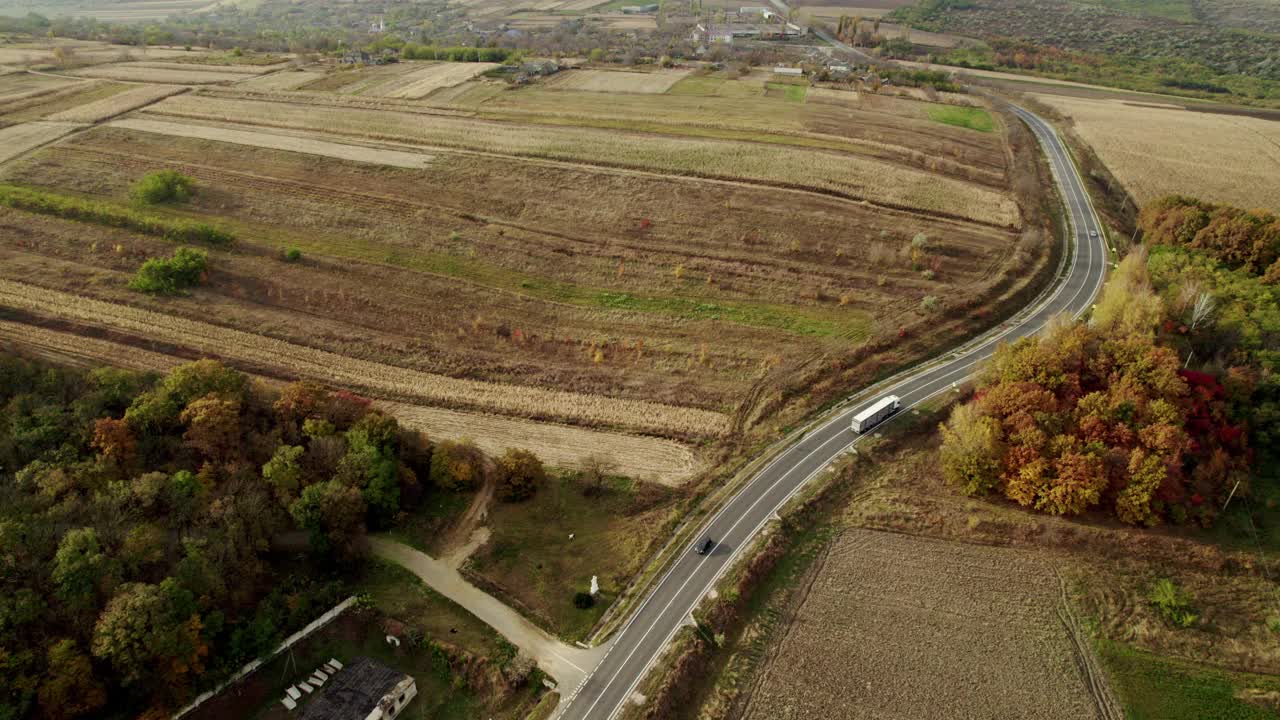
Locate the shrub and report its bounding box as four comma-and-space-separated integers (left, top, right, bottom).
130, 170, 195, 206
573, 592, 595, 609
283, 247, 302, 262
1148, 578, 1198, 628
921, 295, 939, 312
129, 247, 208, 295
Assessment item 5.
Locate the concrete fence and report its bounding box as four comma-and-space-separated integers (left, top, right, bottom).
172, 595, 359, 719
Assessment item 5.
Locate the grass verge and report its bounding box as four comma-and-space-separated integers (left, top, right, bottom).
1094, 639, 1280, 720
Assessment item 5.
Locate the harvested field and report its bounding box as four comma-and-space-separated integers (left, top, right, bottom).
110, 117, 436, 168
1033, 93, 1280, 210
461, 83, 1008, 186
742, 529, 1104, 720
0, 119, 1018, 432
120, 61, 269, 75
0, 81, 133, 123
551, 68, 692, 94
0, 43, 197, 66
379, 401, 701, 484
0, 121, 81, 164
141, 94, 1019, 224
0, 278, 729, 438
597, 14, 657, 29
46, 84, 184, 122
70, 63, 252, 84
0, 318, 699, 481
0, 72, 1037, 463
377, 62, 500, 99
234, 70, 327, 91
0, 72, 81, 102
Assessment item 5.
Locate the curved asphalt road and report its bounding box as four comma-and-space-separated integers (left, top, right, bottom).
557, 105, 1111, 720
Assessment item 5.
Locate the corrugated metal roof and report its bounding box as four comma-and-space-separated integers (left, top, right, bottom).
298, 657, 408, 720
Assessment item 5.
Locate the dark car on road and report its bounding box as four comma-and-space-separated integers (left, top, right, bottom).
694, 537, 715, 555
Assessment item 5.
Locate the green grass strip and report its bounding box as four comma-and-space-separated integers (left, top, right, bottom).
0, 183, 234, 245
926, 106, 995, 132
1096, 639, 1280, 720
766, 82, 808, 103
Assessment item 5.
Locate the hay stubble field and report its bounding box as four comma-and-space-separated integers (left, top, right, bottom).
1033, 93, 1280, 211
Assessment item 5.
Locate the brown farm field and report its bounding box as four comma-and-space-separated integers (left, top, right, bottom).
1031, 93, 1280, 211
742, 530, 1103, 720
0, 68, 1044, 486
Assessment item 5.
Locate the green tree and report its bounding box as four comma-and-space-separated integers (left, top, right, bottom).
289, 480, 366, 559
263, 444, 305, 505
52, 528, 114, 611
121, 523, 168, 575
126, 359, 246, 430
1092, 250, 1163, 337
91, 579, 206, 691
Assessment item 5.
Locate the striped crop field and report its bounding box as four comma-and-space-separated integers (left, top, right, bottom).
141, 94, 1020, 224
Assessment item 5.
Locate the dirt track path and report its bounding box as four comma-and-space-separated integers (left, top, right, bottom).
437, 465, 496, 568
369, 537, 608, 690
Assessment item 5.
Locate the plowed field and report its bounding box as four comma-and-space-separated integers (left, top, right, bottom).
743, 529, 1105, 720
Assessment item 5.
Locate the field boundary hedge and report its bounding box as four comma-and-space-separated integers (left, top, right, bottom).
0, 184, 234, 245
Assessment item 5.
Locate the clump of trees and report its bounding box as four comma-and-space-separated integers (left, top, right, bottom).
129, 246, 208, 295
1139, 195, 1280, 281
0, 357, 546, 719
394, 43, 513, 63
939, 253, 1251, 526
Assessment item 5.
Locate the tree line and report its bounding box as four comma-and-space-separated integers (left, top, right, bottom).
1138, 195, 1279, 282
0, 357, 546, 719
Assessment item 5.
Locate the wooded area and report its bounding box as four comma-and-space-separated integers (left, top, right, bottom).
0, 358, 541, 719
940, 200, 1279, 527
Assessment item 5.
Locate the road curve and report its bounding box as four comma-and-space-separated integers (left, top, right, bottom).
556, 105, 1111, 720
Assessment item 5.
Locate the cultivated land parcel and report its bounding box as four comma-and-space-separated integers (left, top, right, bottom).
0, 62, 1041, 491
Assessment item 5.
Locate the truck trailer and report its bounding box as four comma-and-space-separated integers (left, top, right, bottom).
850, 395, 900, 433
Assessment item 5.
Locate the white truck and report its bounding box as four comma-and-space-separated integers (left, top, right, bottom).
850, 395, 900, 433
